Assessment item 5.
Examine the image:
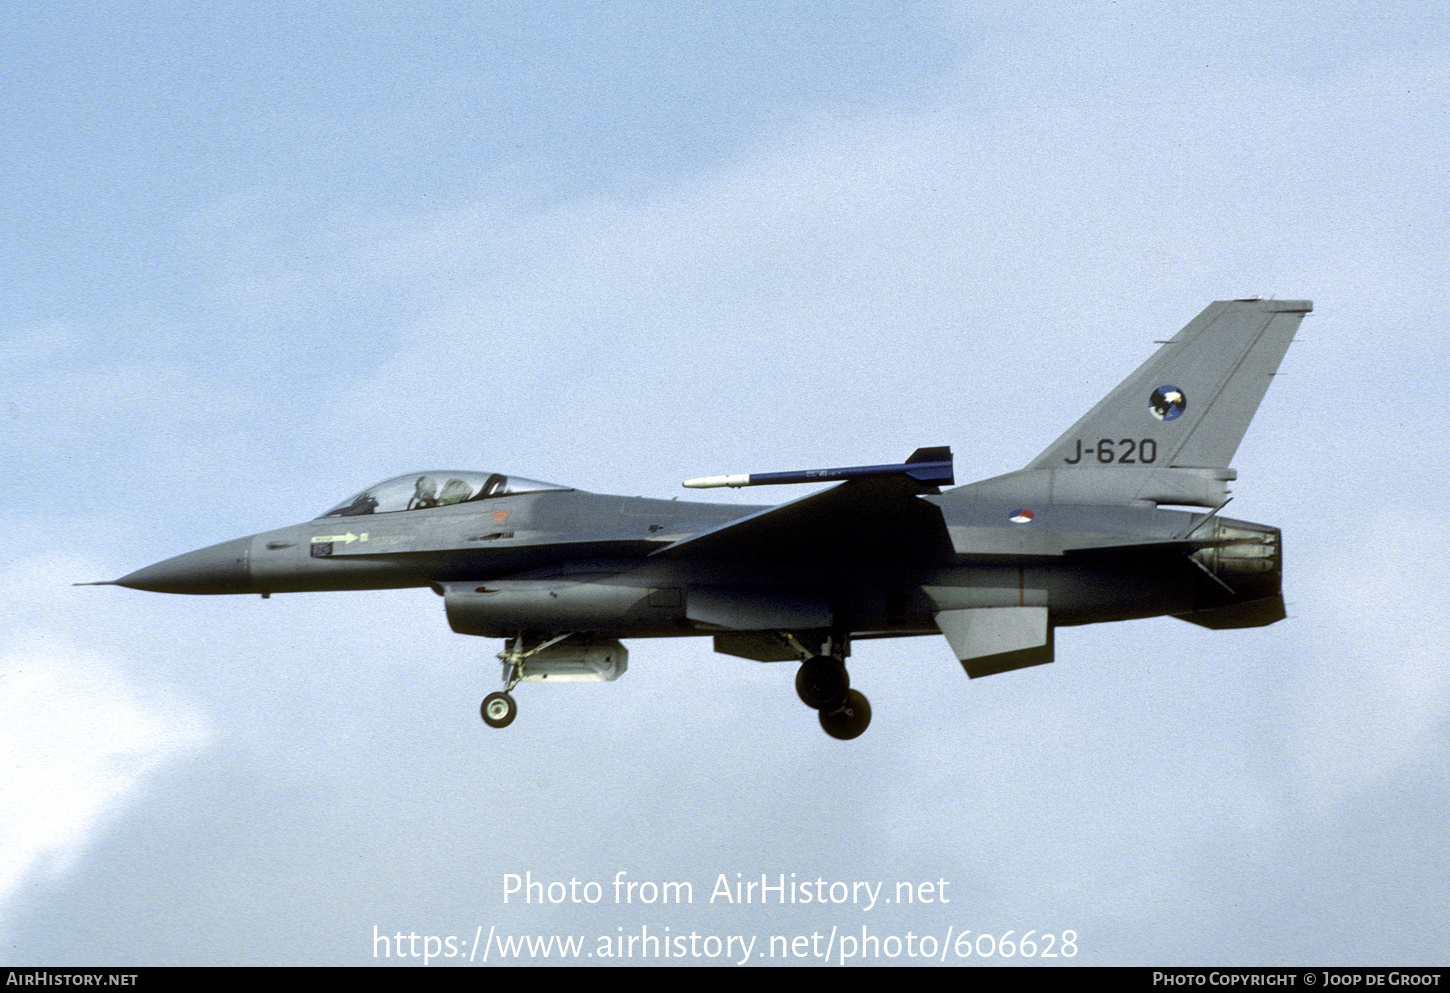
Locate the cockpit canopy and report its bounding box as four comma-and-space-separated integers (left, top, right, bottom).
318, 471, 571, 518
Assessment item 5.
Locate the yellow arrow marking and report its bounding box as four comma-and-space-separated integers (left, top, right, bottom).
311, 532, 368, 544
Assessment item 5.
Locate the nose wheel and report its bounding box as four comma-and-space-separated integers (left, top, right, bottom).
481, 691, 517, 728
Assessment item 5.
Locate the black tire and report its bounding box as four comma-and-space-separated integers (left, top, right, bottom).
481, 691, 517, 728
819, 689, 871, 740
795, 656, 849, 710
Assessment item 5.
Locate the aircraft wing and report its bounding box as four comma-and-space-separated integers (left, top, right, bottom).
650, 474, 954, 563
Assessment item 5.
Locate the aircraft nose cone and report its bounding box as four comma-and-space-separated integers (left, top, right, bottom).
114, 537, 255, 594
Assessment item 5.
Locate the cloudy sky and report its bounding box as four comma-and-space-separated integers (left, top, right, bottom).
4, 1, 1448, 966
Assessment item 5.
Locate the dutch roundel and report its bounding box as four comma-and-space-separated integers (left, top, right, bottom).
1149, 385, 1187, 421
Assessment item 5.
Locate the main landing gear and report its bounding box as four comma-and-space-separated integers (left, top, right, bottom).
818, 690, 872, 741
789, 637, 872, 740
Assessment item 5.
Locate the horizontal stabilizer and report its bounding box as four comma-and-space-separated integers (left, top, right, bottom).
1173, 593, 1285, 629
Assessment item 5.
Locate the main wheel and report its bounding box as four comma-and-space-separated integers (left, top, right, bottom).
481, 691, 517, 728
819, 689, 871, 740
795, 656, 849, 710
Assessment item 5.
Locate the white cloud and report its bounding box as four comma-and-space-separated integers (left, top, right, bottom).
0, 559, 211, 930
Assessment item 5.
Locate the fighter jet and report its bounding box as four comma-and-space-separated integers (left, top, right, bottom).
89, 298, 1310, 739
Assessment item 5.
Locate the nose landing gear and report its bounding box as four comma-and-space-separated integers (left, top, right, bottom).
478, 632, 573, 729
481, 691, 517, 728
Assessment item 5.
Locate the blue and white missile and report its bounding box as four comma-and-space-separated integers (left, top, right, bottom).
684, 446, 953, 489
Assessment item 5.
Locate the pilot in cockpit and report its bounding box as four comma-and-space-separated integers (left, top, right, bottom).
318, 471, 569, 519
438, 478, 473, 505
408, 475, 440, 510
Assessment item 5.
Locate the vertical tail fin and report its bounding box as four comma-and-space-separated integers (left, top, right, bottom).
1028, 299, 1310, 471
955, 299, 1310, 508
